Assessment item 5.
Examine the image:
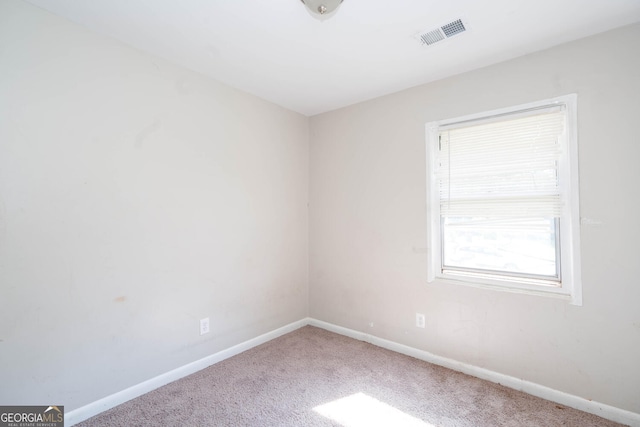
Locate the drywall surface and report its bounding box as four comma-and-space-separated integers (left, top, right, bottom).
309, 23, 640, 413
0, 0, 308, 410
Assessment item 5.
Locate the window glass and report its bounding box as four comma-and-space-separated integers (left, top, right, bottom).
442, 217, 558, 279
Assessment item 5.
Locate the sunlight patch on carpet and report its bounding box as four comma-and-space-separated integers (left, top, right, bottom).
313, 392, 434, 427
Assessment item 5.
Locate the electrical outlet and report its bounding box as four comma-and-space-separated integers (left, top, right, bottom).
416, 313, 426, 328
200, 317, 210, 335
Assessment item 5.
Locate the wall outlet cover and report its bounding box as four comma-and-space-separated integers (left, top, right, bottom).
416, 313, 426, 328
200, 317, 210, 335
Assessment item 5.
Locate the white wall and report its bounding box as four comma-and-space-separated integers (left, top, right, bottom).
0, 0, 308, 410
309, 23, 640, 413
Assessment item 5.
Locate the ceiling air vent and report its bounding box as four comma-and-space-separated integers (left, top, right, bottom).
417, 18, 467, 47
420, 28, 445, 46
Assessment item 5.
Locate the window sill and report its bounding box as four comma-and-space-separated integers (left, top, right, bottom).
429, 273, 580, 305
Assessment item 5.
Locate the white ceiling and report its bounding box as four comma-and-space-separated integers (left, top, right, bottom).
25, 0, 640, 116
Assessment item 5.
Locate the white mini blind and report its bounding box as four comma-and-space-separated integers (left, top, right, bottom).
437, 107, 566, 218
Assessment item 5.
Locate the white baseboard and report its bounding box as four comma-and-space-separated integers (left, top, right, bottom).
308, 318, 640, 427
65, 318, 308, 426
67, 317, 640, 427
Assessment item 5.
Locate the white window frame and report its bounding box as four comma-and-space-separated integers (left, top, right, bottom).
426, 94, 582, 305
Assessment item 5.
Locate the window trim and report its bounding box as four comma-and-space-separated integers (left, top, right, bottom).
426, 95, 582, 305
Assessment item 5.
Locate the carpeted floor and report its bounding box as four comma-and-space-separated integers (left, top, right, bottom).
77, 326, 625, 426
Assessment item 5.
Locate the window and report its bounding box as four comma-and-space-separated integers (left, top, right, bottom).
426, 95, 581, 305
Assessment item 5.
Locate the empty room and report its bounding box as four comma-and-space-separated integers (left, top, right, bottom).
1, 0, 639, 425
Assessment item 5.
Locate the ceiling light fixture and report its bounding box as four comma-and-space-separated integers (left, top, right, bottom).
300, 0, 344, 20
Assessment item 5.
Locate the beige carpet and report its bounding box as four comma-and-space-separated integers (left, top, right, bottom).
77, 326, 624, 426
